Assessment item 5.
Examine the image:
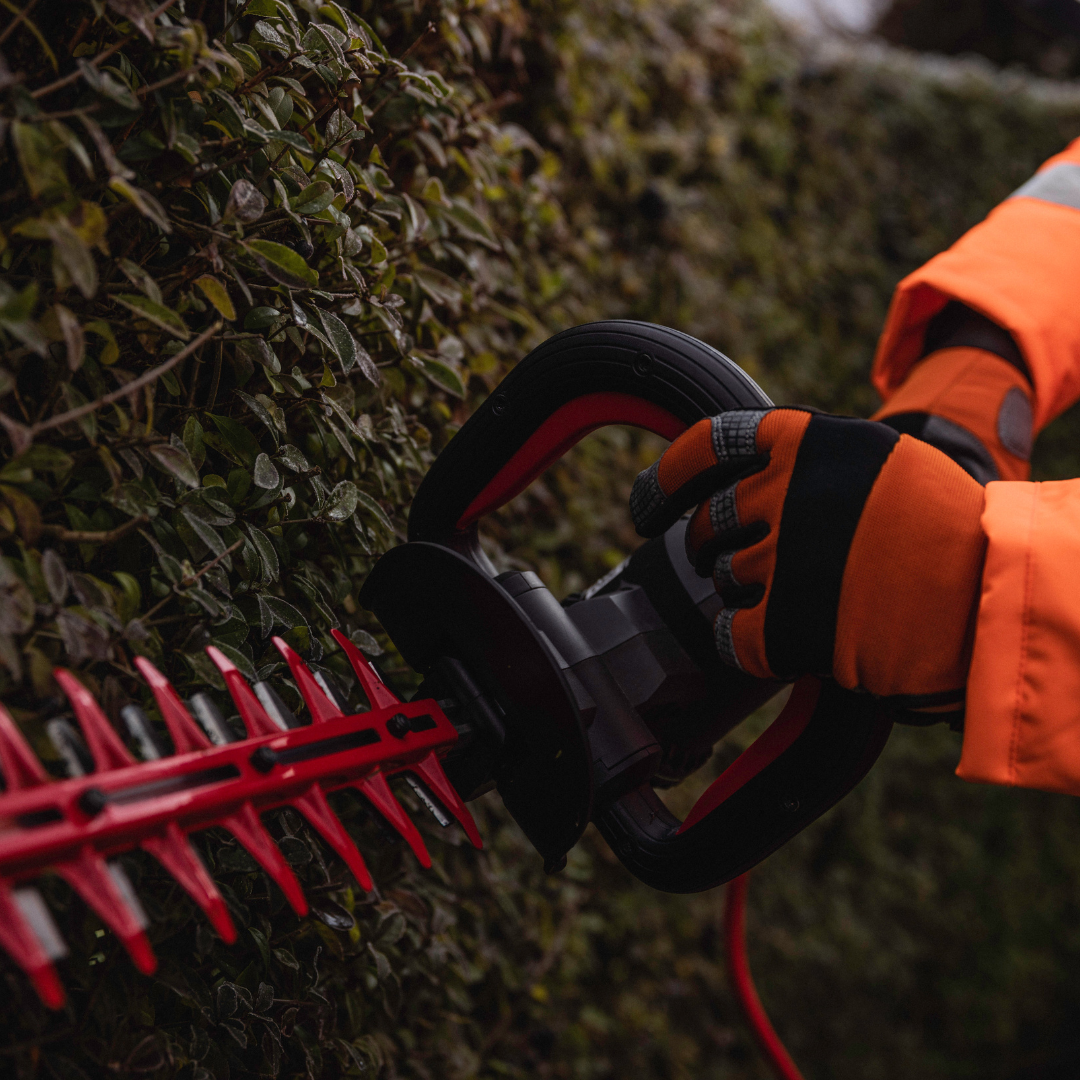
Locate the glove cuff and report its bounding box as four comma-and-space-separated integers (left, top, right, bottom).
873, 346, 1033, 482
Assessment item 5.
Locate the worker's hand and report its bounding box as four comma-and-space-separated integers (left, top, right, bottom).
630, 409, 988, 714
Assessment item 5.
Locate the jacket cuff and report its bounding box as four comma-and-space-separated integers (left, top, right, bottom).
959, 479, 1080, 794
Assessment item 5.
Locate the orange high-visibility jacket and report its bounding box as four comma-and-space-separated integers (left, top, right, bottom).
873, 137, 1080, 797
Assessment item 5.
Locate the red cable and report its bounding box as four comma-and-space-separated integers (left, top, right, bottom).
723, 872, 806, 1080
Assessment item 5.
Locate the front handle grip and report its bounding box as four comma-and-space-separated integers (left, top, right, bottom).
408, 320, 773, 548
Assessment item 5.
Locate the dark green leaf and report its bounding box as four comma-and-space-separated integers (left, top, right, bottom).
245, 524, 279, 583
114, 294, 190, 340
413, 355, 465, 398
243, 307, 281, 332
253, 452, 280, 489
291, 180, 334, 215
324, 480, 357, 520
149, 441, 200, 488
276, 444, 310, 473
246, 240, 319, 289
206, 413, 262, 467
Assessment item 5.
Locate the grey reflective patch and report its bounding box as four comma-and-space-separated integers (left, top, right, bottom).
713, 551, 739, 591
997, 386, 1034, 460
629, 461, 664, 530
714, 608, 742, 670
709, 484, 740, 538
712, 410, 766, 462
1009, 162, 1080, 211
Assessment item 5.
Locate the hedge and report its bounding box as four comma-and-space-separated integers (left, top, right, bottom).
3, 0, 1080, 1076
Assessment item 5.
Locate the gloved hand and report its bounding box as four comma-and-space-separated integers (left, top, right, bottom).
630, 409, 988, 716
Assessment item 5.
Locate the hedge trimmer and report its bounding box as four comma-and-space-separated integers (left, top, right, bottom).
0, 322, 891, 1076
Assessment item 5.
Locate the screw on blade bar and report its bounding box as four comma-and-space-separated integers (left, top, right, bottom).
0, 630, 481, 1009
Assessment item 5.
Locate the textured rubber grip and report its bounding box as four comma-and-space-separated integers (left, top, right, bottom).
407, 320, 772, 544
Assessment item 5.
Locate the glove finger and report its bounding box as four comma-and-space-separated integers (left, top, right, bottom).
712, 550, 766, 610
684, 483, 769, 577
629, 410, 769, 537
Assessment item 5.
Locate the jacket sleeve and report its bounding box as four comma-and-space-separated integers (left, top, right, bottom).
960, 481, 1080, 795
873, 136, 1080, 431
873, 138, 1080, 795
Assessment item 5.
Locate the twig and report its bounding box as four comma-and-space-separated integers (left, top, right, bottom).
27, 104, 101, 121
0, 322, 221, 453
30, 34, 134, 98
30, 0, 180, 99
220, 0, 252, 38
41, 514, 149, 544
0, 0, 42, 47
180, 537, 243, 586
207, 339, 223, 409
137, 63, 201, 98
186, 340, 206, 407
137, 538, 244, 623
400, 21, 436, 61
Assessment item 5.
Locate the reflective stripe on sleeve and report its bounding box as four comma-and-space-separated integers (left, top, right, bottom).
1009, 162, 1080, 211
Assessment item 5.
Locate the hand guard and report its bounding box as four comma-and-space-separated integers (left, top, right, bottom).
631, 409, 988, 719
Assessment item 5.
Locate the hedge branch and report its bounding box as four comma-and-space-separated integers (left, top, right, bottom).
29, 0, 179, 99
0, 322, 221, 455
40, 514, 149, 544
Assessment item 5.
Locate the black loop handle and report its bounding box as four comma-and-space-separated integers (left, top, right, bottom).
408, 320, 772, 547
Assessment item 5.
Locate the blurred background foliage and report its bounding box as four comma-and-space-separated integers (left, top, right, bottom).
2, 0, 1080, 1076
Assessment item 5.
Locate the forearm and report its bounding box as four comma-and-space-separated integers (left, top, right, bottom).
873, 137, 1080, 450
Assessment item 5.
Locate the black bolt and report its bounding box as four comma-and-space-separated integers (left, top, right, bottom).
386, 713, 411, 739
249, 746, 278, 773
78, 787, 109, 817
632, 351, 653, 377
781, 796, 800, 813
490, 393, 509, 416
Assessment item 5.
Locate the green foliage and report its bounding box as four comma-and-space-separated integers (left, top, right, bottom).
5, 0, 1080, 1077
0, 0, 584, 1074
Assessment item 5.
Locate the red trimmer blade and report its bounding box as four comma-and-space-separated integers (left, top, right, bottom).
0, 629, 475, 1007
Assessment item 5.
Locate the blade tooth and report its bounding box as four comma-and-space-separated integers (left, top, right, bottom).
356, 770, 431, 868
404, 773, 452, 828
253, 682, 301, 730
120, 704, 166, 761
53, 669, 134, 772
272, 636, 343, 724
46, 718, 93, 777
408, 754, 484, 850
0, 883, 66, 1009
141, 822, 236, 944
188, 693, 239, 746
11, 887, 68, 960
314, 671, 350, 714
331, 628, 401, 710
291, 787, 373, 892
134, 656, 211, 754
205, 646, 281, 738
56, 850, 156, 974
220, 803, 308, 916
0, 702, 48, 790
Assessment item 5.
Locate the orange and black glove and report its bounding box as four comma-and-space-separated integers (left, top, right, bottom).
630, 409, 988, 718
873, 301, 1034, 482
